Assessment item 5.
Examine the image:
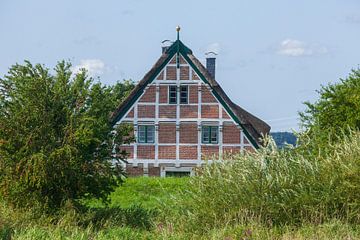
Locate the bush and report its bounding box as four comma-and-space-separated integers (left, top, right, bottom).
166, 133, 360, 233
0, 61, 134, 211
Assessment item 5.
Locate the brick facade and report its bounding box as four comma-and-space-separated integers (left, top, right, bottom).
180, 105, 198, 118
159, 105, 176, 118
139, 85, 156, 102
158, 146, 176, 159
117, 52, 257, 177
158, 123, 176, 143
223, 123, 240, 144
179, 123, 198, 143
201, 86, 217, 103
137, 145, 155, 159
201, 105, 219, 118
166, 66, 177, 80
201, 146, 219, 160
179, 146, 198, 159
138, 105, 155, 118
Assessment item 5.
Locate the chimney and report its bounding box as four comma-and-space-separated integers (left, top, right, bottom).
205, 52, 217, 79
161, 40, 172, 54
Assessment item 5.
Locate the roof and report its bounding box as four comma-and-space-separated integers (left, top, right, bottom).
111, 40, 270, 148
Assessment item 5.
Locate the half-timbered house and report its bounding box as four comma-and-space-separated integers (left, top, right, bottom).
111, 28, 270, 177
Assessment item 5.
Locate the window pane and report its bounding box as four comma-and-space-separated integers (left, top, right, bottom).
180, 86, 188, 104
146, 126, 155, 143
210, 127, 218, 143
138, 126, 146, 143
202, 126, 210, 143
169, 86, 177, 104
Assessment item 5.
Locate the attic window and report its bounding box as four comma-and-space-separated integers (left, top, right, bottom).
169, 86, 177, 104
180, 86, 188, 104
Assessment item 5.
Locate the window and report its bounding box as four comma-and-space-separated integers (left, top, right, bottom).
202, 126, 218, 144
169, 86, 177, 104
180, 85, 188, 104
138, 125, 155, 143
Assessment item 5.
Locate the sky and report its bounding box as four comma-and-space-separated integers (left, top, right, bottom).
1, 0, 359, 131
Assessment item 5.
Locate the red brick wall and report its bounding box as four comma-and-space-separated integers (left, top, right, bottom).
179, 146, 197, 159
169, 56, 176, 64
158, 123, 176, 143
180, 55, 187, 64
201, 86, 217, 103
223, 124, 240, 144
166, 66, 176, 80
180, 105, 197, 118
180, 66, 189, 80
138, 105, 155, 118
118, 146, 134, 159
139, 85, 156, 102
159, 105, 176, 118
223, 146, 241, 156
126, 165, 143, 177
159, 85, 168, 103
189, 85, 198, 103
222, 109, 230, 119
157, 70, 164, 80
201, 146, 219, 160
244, 136, 250, 144
201, 105, 219, 118
192, 70, 199, 80
180, 123, 198, 143
158, 146, 176, 159
137, 145, 155, 159
148, 167, 160, 176
170, 55, 186, 64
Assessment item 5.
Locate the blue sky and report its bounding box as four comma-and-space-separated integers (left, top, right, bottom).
1, 0, 359, 131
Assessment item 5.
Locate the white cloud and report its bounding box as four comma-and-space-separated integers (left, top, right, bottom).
277, 39, 328, 57
72, 59, 105, 76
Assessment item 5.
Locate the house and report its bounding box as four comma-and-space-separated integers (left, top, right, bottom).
111, 27, 270, 177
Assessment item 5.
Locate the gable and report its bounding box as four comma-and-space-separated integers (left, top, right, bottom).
111, 40, 270, 148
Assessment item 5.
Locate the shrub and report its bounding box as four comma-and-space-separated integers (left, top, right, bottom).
167, 133, 360, 233
0, 61, 134, 211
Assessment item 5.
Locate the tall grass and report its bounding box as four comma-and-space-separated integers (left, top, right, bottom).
165, 132, 360, 233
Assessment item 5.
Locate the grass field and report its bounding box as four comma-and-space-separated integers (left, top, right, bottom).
1, 176, 360, 239
85, 176, 189, 209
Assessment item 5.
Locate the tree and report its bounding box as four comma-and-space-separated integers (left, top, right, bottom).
0, 61, 134, 210
299, 68, 360, 144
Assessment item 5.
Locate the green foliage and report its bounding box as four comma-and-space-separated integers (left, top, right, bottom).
0, 61, 135, 211
84, 205, 156, 230
165, 133, 360, 233
0, 176, 360, 239
300, 68, 360, 144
